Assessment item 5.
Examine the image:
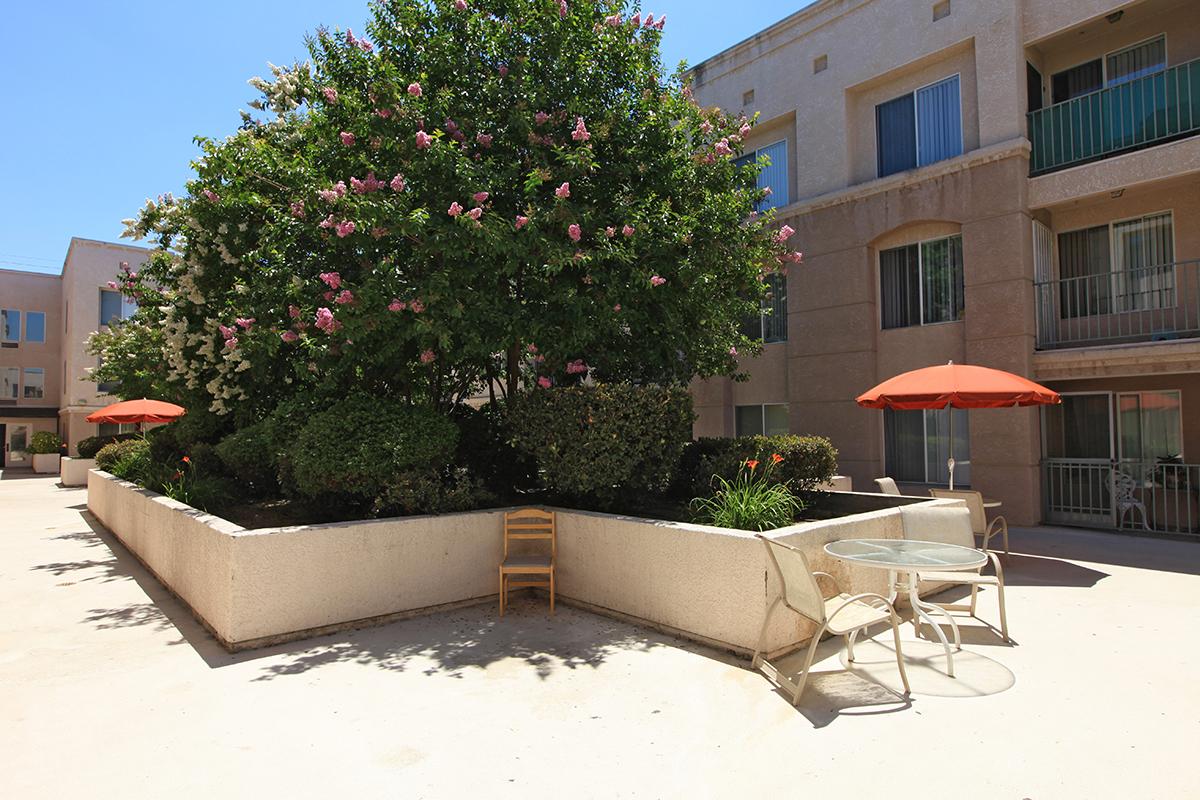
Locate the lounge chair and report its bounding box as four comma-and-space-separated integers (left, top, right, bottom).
752, 535, 910, 705
875, 477, 900, 495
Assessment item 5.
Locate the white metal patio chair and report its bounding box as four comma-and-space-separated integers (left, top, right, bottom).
752, 535, 910, 705
928, 488, 1009, 556
899, 505, 1009, 641
1111, 469, 1150, 531
875, 477, 900, 495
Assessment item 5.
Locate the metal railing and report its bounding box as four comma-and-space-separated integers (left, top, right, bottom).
1043, 459, 1200, 537
1034, 260, 1200, 349
1028, 57, 1200, 175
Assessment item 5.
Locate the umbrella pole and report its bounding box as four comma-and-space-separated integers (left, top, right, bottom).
947, 405, 955, 490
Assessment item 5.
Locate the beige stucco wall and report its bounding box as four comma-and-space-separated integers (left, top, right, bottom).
60, 239, 151, 454
88, 471, 963, 655
0, 269, 62, 416
1027, 0, 1198, 74
60, 457, 94, 486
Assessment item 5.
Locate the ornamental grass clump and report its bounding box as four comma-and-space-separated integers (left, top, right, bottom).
690, 454, 804, 532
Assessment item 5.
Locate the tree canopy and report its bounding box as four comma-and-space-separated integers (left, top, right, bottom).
98, 0, 802, 421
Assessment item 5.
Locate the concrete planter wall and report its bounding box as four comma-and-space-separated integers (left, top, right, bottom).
60, 457, 95, 486
88, 470, 962, 655
32, 453, 61, 474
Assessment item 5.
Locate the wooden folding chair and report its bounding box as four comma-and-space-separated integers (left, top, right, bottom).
499, 508, 556, 616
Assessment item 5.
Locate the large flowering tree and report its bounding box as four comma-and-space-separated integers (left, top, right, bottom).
102, 0, 802, 420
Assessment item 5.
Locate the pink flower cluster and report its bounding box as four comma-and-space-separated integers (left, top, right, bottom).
775, 225, 795, 243
390, 173, 406, 192
555, 182, 571, 199
350, 172, 386, 194
345, 29, 372, 52
623, 224, 635, 237
319, 272, 342, 289
219, 324, 239, 350
565, 359, 588, 375
290, 201, 306, 219
319, 181, 347, 203
236, 317, 255, 330
568, 224, 582, 242
419, 349, 436, 364
335, 220, 356, 238
340, 131, 356, 146
416, 130, 433, 149
200, 189, 220, 203
455, 0, 468, 9
334, 290, 354, 305
535, 111, 550, 125
714, 138, 733, 156
571, 117, 590, 142
389, 297, 426, 313
537, 376, 552, 389
314, 307, 341, 334
650, 275, 666, 287
280, 330, 299, 343
448, 202, 463, 217
323, 87, 338, 104
476, 132, 493, 147
515, 215, 529, 230
557, 0, 568, 18
408, 82, 423, 97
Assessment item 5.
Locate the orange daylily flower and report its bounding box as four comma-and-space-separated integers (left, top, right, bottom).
182, 456, 191, 463
771, 453, 783, 464
745, 459, 759, 470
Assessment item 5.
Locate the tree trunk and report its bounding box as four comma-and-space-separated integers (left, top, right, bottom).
505, 341, 520, 399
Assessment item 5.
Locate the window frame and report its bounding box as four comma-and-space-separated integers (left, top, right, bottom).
735, 139, 790, 211
878, 232, 965, 330
1104, 34, 1167, 88
1040, 391, 1116, 462
22, 368, 45, 400
1055, 210, 1176, 312
25, 311, 46, 344
1, 309, 20, 342
883, 406, 971, 485
875, 73, 963, 178
0, 366, 18, 401
1117, 389, 1183, 462
734, 403, 789, 437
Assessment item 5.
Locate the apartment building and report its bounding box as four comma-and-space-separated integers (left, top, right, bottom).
0, 238, 148, 466
689, 0, 1200, 532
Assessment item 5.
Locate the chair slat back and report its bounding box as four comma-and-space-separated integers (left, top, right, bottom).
875, 477, 900, 496
928, 489, 986, 533
758, 536, 826, 624
899, 504, 974, 549
504, 508, 556, 558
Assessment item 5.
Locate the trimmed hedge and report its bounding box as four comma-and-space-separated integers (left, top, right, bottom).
681, 435, 838, 497
452, 402, 538, 494
96, 438, 152, 483
26, 431, 63, 455
508, 383, 695, 502
77, 433, 139, 459
290, 395, 459, 501
215, 420, 280, 496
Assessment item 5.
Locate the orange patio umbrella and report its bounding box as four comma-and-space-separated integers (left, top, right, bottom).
856, 361, 1060, 489
86, 398, 187, 426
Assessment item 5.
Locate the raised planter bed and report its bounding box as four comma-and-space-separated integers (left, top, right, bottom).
87, 470, 962, 655
32, 453, 61, 474
60, 457, 95, 487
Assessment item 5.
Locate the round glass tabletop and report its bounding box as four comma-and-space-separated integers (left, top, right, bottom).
823, 538, 986, 571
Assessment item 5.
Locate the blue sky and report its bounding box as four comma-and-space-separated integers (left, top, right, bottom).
0, 1, 810, 274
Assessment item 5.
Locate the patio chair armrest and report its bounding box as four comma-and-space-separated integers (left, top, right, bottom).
827, 592, 898, 622
987, 550, 1005, 584
811, 571, 841, 597
984, 515, 1007, 551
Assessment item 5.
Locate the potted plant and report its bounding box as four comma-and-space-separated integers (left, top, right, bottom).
27, 431, 64, 474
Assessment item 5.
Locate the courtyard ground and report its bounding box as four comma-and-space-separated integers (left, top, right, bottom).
2, 473, 1198, 798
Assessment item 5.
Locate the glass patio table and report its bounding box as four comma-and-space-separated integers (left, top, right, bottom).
823, 539, 987, 678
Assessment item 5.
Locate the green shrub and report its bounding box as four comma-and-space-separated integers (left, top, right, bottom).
26, 431, 63, 455
682, 435, 838, 496
508, 383, 694, 503
289, 395, 459, 502
451, 402, 538, 495
215, 420, 280, 496
690, 456, 804, 531
77, 433, 138, 459
375, 468, 497, 517
97, 438, 152, 483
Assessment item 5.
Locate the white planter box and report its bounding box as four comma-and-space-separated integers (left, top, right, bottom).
31, 453, 61, 474
60, 457, 95, 486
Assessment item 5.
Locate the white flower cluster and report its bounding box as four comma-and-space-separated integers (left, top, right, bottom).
121, 192, 181, 241
247, 61, 311, 116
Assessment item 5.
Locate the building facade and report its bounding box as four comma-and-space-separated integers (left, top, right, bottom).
0, 238, 149, 466
689, 0, 1200, 531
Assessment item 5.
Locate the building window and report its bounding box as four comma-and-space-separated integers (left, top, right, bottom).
25, 311, 46, 344
1106, 36, 1166, 88
734, 140, 789, 210
0, 367, 17, 401
813, 54, 827, 74
1057, 212, 1173, 316
742, 89, 755, 106
1051, 35, 1165, 104
884, 407, 970, 485
1118, 390, 1182, 461
879, 234, 963, 329
735, 404, 789, 437
1, 309, 20, 342
932, 1, 950, 22
22, 368, 44, 400
99, 290, 135, 327
1043, 394, 1113, 459
743, 272, 788, 343
98, 422, 138, 436
876, 75, 962, 177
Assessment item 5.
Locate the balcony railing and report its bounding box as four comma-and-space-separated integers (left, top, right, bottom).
1035, 259, 1200, 349
1043, 459, 1200, 536
1028, 58, 1200, 175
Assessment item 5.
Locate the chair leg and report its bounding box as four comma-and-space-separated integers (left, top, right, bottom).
888, 613, 911, 695
499, 568, 505, 616
790, 625, 827, 706
845, 632, 856, 663
996, 579, 1009, 642
751, 597, 782, 669
549, 569, 555, 615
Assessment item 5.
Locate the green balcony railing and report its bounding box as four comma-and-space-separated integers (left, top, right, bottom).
1028, 58, 1200, 175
